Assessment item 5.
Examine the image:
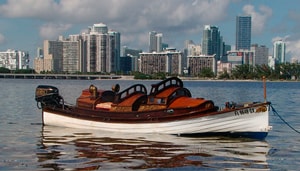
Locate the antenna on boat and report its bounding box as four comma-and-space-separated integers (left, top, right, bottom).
263, 76, 267, 102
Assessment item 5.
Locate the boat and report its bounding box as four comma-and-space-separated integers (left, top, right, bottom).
35, 77, 272, 139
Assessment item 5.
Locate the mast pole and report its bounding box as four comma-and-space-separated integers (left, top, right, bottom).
263, 76, 267, 102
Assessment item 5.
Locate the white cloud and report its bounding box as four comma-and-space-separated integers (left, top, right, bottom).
0, 0, 231, 49
271, 36, 289, 43
0, 0, 60, 20
39, 23, 72, 40
243, 4, 272, 35
284, 36, 300, 61
286, 40, 300, 60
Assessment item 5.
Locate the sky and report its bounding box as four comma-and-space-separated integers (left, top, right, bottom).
0, 0, 300, 66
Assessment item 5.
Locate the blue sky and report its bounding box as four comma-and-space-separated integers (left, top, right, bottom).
0, 0, 299, 66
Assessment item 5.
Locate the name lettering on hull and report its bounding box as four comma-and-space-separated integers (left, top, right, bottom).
234, 108, 255, 116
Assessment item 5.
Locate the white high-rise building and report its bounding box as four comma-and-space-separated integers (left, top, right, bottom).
156, 33, 163, 52
149, 31, 163, 52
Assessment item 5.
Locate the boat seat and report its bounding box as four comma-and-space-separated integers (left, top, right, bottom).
155, 86, 181, 98
168, 96, 208, 108
112, 93, 148, 111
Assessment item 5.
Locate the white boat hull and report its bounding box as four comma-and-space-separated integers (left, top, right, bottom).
43, 103, 271, 138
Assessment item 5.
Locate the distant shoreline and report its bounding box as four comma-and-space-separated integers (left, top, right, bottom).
0, 73, 299, 82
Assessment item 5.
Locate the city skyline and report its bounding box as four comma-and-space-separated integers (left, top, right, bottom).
0, 0, 299, 66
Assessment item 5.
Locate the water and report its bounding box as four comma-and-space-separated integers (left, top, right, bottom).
0, 78, 299, 170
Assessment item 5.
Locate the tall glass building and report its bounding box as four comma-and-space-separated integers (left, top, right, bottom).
202, 25, 222, 60
236, 16, 251, 50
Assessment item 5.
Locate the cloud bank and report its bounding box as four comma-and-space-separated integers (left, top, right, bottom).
243, 4, 272, 35
0, 0, 300, 60
0, 0, 231, 48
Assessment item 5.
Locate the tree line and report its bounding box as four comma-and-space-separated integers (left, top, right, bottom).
217, 63, 300, 80
0, 67, 35, 74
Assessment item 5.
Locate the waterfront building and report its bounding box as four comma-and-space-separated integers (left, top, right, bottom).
227, 50, 254, 69
217, 61, 232, 75
121, 46, 142, 72
202, 25, 223, 60
43, 40, 63, 73
236, 16, 251, 50
183, 40, 202, 70
34, 47, 43, 73
185, 40, 201, 57
40, 38, 81, 73
61, 40, 80, 73
251, 44, 269, 65
187, 54, 216, 76
34, 57, 44, 73
120, 55, 139, 74
139, 49, 182, 75
0, 49, 29, 70
273, 40, 286, 64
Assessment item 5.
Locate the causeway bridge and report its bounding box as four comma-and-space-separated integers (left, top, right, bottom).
0, 73, 131, 80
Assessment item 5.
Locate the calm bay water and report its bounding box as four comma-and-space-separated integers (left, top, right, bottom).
0, 78, 299, 170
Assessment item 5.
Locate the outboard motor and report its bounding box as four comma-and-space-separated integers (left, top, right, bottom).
35, 85, 64, 109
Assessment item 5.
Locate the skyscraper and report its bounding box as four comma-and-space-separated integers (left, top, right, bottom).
149, 31, 156, 52
108, 31, 121, 72
202, 25, 222, 60
156, 33, 163, 52
82, 23, 121, 73
273, 40, 286, 64
148, 31, 163, 52
236, 16, 251, 50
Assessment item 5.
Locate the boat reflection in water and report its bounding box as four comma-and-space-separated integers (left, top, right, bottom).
37, 126, 270, 170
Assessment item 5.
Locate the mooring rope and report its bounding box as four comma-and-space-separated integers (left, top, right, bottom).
271, 105, 300, 134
